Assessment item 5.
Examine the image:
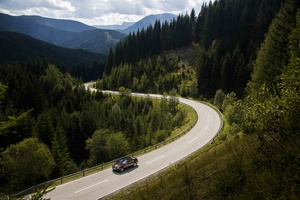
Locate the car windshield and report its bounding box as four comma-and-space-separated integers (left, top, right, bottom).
118, 159, 127, 164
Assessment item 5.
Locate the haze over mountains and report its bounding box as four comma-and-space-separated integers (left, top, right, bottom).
94, 22, 135, 31
0, 13, 177, 56
0, 13, 125, 55
95, 13, 176, 34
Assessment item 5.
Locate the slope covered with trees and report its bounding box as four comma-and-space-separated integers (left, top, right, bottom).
0, 32, 107, 81
0, 61, 189, 195
97, 54, 198, 97
0, 32, 106, 65
109, 0, 300, 199
105, 0, 283, 97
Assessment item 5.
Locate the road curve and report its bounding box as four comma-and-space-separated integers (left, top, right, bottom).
45, 82, 222, 200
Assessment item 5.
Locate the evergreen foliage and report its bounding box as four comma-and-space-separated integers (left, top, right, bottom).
248, 0, 299, 96
105, 0, 283, 98
0, 32, 106, 75
0, 61, 187, 195
98, 55, 196, 95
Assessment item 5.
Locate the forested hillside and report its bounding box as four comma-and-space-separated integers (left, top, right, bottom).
108, 0, 300, 199
0, 61, 189, 195
105, 0, 283, 97
0, 32, 107, 81
0, 32, 106, 66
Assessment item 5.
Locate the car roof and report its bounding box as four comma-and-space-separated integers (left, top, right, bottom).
118, 156, 133, 162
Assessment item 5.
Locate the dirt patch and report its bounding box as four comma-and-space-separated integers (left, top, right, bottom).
164, 44, 198, 70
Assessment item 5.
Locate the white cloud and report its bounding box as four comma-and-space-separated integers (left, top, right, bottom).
47, 0, 76, 12
0, 0, 213, 25
142, 0, 187, 11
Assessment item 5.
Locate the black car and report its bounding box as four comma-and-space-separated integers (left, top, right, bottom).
112, 156, 138, 172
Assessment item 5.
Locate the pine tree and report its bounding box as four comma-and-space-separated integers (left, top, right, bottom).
35, 111, 55, 147
106, 48, 115, 73
51, 124, 77, 177
279, 8, 300, 132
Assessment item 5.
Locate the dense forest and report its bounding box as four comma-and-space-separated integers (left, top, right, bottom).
0, 32, 107, 82
97, 55, 199, 97
0, 61, 188, 194
105, 0, 283, 97
0, 0, 300, 199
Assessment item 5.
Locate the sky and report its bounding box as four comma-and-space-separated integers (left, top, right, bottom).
0, 0, 212, 25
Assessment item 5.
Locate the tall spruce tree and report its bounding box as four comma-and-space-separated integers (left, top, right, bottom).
51, 124, 77, 177
279, 8, 300, 133
248, 0, 299, 96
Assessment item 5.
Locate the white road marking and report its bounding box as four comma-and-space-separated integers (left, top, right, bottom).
188, 137, 197, 144
74, 179, 108, 194
205, 124, 209, 130
55, 168, 111, 188
146, 155, 165, 165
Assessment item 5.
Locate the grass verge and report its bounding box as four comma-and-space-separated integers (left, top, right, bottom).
107, 131, 300, 200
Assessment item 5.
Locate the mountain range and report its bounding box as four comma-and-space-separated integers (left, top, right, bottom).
94, 13, 176, 34
0, 13, 177, 55
94, 22, 135, 31
0, 13, 125, 55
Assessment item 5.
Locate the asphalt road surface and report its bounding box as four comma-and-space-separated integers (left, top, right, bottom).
45, 82, 222, 200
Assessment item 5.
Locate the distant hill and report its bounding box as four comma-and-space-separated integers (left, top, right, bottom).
0, 31, 106, 68
94, 13, 177, 34
59, 29, 126, 54
0, 13, 127, 55
120, 13, 177, 34
14, 15, 97, 32
94, 22, 135, 30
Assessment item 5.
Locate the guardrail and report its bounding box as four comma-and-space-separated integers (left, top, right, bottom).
13, 93, 198, 198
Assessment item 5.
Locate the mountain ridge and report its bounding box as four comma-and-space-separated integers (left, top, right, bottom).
120, 13, 177, 34
94, 22, 135, 31
0, 13, 177, 54
16, 14, 97, 32
0, 31, 106, 68
0, 13, 126, 55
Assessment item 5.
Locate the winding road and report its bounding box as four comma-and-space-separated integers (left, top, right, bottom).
45, 82, 222, 200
